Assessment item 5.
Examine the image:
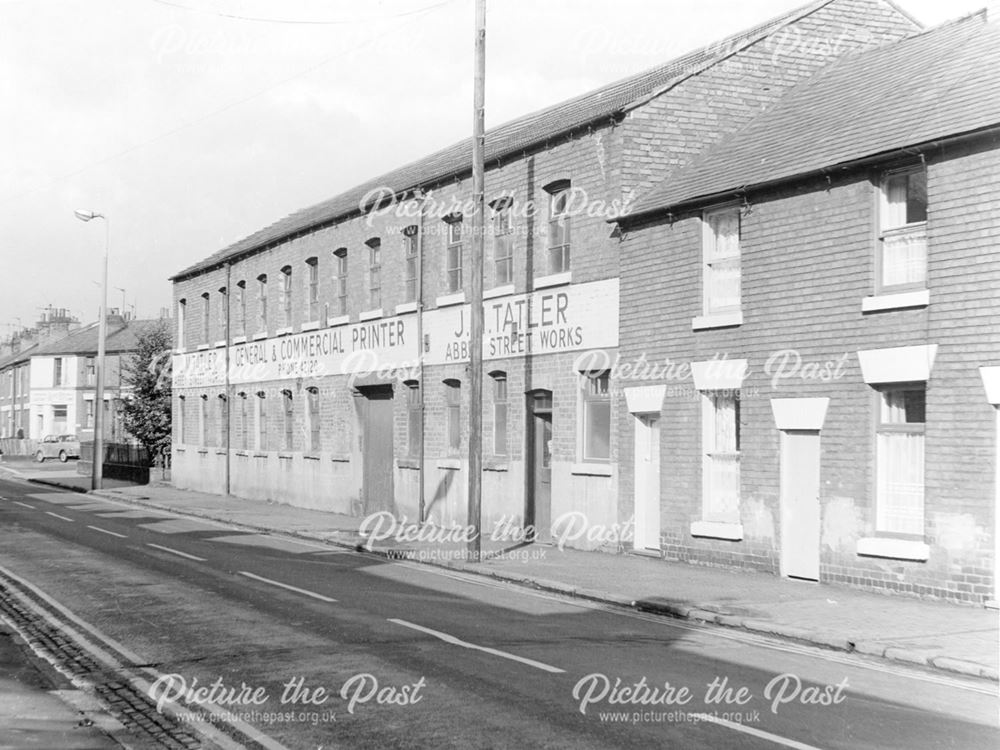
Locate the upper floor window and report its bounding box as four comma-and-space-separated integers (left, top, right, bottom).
445, 216, 463, 294
238, 392, 249, 451
367, 238, 382, 309
84, 357, 95, 385
256, 391, 268, 451
333, 248, 348, 316
702, 206, 741, 314
492, 202, 513, 287
306, 258, 319, 322
216, 394, 226, 449
444, 379, 461, 454
177, 299, 186, 349
236, 281, 247, 337
491, 371, 508, 457
201, 292, 211, 343
404, 226, 419, 303
257, 275, 268, 332
546, 182, 571, 274
878, 166, 927, 292
580, 371, 610, 462
53, 357, 63, 386
280, 266, 293, 327
875, 384, 925, 536
217, 287, 227, 340
199, 394, 209, 447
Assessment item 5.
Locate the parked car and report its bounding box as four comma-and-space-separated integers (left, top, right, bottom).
35, 434, 81, 463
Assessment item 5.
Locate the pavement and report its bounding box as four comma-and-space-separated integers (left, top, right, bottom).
1, 460, 997, 685
0, 623, 121, 749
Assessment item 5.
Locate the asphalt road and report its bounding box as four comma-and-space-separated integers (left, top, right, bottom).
0, 476, 996, 750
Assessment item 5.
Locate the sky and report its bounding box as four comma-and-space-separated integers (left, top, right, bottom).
0, 0, 987, 336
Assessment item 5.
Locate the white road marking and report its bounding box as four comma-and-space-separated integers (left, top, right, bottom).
388, 618, 565, 674
146, 543, 206, 561
87, 525, 128, 539
237, 571, 337, 602
45, 511, 74, 522
691, 713, 826, 750
13, 501, 35, 509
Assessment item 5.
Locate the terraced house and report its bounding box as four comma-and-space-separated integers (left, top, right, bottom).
170, 0, 919, 543
614, 11, 1000, 603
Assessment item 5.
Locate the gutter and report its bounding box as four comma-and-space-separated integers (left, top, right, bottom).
612, 124, 1000, 226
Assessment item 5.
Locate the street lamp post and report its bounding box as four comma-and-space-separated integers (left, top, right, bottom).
74, 209, 108, 491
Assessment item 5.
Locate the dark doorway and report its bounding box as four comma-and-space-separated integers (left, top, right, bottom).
358, 385, 394, 515
526, 390, 553, 541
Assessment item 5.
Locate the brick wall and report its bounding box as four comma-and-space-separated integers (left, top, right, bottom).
617, 135, 1000, 603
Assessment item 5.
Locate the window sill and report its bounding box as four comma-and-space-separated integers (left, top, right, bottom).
252, 452, 269, 458
570, 462, 612, 477
232, 335, 247, 345
253, 331, 268, 341
484, 284, 514, 300
196, 448, 209, 454
327, 314, 350, 328
359, 308, 383, 321
437, 457, 462, 470
196, 344, 210, 351
330, 453, 351, 463
303, 453, 321, 461
861, 289, 929, 313
484, 458, 509, 472
174, 347, 186, 355
213, 340, 226, 348
174, 447, 185, 453
277, 452, 293, 459
690, 521, 743, 541
856, 537, 929, 561
215, 449, 227, 455
436, 292, 465, 308
533, 271, 572, 290
397, 457, 420, 469
301, 320, 321, 332
234, 450, 249, 457
395, 302, 418, 315
275, 326, 293, 337
692, 310, 743, 330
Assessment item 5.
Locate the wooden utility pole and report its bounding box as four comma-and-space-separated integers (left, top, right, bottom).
467, 0, 486, 561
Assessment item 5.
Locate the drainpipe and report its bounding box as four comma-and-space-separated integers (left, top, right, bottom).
224, 262, 232, 496
416, 190, 427, 523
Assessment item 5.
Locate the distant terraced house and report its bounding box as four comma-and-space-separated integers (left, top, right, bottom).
0, 312, 170, 446
169, 0, 920, 541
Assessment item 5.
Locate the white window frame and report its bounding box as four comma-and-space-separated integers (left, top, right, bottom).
580, 371, 611, 463
333, 249, 348, 316
547, 184, 571, 274
702, 205, 741, 316
403, 227, 419, 303
306, 258, 319, 322
256, 392, 267, 451
492, 372, 508, 457
877, 165, 927, 294
257, 275, 268, 332
280, 266, 293, 327
700, 390, 741, 525
201, 292, 211, 343
307, 387, 320, 452
446, 218, 463, 294
492, 204, 513, 287
282, 389, 294, 451
367, 239, 382, 309
444, 379, 461, 455
874, 383, 925, 537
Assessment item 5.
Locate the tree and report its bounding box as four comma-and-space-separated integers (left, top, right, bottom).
120, 321, 173, 465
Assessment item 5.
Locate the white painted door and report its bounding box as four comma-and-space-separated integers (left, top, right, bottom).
780, 430, 821, 580
633, 414, 661, 551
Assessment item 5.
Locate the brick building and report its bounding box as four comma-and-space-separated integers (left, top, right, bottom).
614, 12, 1000, 603
169, 0, 919, 542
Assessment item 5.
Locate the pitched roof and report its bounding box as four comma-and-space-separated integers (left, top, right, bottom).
28, 319, 172, 357
170, 0, 849, 281
0, 343, 38, 371
624, 13, 1000, 219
